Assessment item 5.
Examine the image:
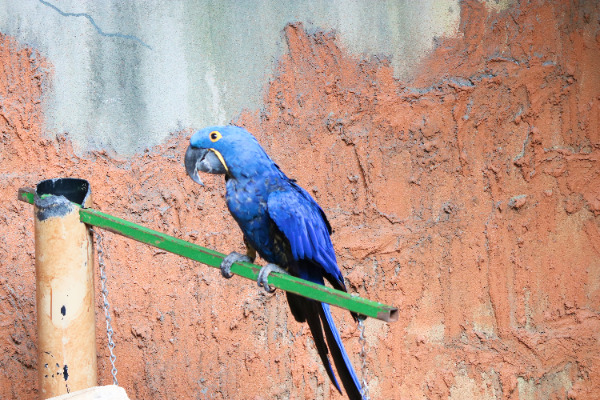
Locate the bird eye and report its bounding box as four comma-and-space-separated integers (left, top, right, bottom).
209, 131, 222, 142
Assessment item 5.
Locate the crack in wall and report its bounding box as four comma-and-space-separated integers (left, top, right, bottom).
38, 0, 152, 49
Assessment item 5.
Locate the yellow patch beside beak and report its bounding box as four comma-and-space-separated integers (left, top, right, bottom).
209, 149, 229, 173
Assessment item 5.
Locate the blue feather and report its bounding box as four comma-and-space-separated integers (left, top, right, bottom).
321, 303, 362, 392
306, 222, 320, 252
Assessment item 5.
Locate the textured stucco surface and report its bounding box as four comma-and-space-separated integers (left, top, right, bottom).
1, 1, 600, 399
0, 0, 459, 155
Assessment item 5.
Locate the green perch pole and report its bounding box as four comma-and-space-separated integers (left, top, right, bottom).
19, 187, 398, 322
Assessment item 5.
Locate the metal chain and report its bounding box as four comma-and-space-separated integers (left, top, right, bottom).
358, 318, 370, 400
92, 228, 118, 386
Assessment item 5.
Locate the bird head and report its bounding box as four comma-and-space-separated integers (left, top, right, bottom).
184, 125, 262, 185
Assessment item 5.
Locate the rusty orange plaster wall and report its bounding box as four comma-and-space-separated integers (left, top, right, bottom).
1, 1, 599, 399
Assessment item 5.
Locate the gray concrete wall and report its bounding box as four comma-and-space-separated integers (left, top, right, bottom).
0, 0, 460, 155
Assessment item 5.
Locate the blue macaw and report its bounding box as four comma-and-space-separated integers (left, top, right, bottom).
185, 125, 362, 399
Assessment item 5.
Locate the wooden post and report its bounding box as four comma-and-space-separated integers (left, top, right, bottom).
34, 179, 97, 399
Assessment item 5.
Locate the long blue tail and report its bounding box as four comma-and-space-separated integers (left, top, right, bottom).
286, 292, 363, 399
320, 303, 363, 399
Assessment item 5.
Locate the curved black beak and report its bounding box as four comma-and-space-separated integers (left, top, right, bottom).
185, 146, 208, 186
185, 145, 228, 186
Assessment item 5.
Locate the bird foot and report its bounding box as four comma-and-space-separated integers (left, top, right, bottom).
257, 263, 288, 293
220, 252, 251, 279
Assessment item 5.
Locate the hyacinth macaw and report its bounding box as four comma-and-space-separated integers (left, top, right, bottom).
185, 125, 362, 399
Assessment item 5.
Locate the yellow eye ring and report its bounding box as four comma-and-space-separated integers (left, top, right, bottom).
209, 131, 222, 142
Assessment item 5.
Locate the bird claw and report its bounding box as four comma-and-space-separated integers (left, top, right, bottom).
220, 252, 251, 279
257, 263, 288, 293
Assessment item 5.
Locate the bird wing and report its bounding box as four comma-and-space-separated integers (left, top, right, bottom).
266, 187, 345, 290
268, 187, 363, 399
